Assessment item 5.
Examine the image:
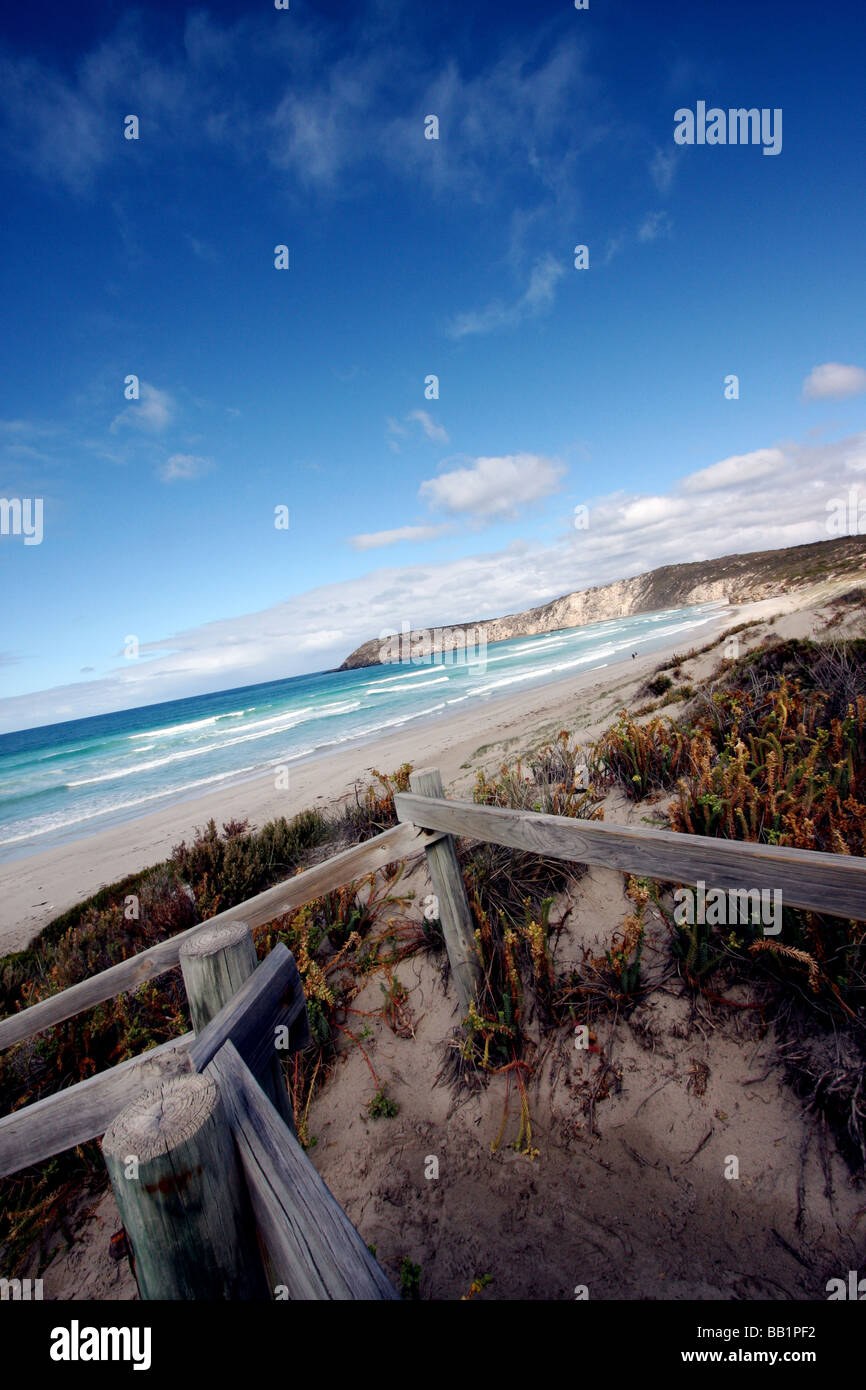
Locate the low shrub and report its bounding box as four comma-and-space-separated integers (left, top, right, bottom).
332, 764, 413, 841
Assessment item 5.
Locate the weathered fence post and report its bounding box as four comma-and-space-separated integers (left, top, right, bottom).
179, 921, 297, 1134
408, 767, 483, 1013
208, 1041, 399, 1300
101, 1072, 268, 1299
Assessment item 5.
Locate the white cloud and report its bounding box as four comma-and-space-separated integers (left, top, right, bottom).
0, 12, 606, 234
270, 86, 350, 188
649, 146, 677, 194
350, 524, 452, 551
681, 448, 784, 494
802, 362, 866, 401
406, 410, 449, 445
387, 411, 449, 451
523, 255, 567, 310
3, 424, 862, 733
420, 453, 565, 518
3, 419, 861, 733
447, 254, 566, 339
602, 213, 672, 267
619, 495, 690, 529
158, 453, 212, 482
0, 418, 55, 436
842, 439, 866, 472
0, 56, 110, 193
3, 443, 57, 465
637, 211, 672, 242
375, 41, 598, 206
574, 436, 863, 576
295, 628, 346, 651
0, 19, 195, 194
112, 382, 175, 433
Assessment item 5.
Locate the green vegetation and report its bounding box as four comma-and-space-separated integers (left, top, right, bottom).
651, 619, 762, 675
596, 633, 866, 1168
446, 631, 866, 1168
438, 733, 615, 1153
367, 1088, 399, 1119
596, 711, 689, 799
331, 764, 413, 841
643, 673, 673, 698
399, 1256, 421, 1299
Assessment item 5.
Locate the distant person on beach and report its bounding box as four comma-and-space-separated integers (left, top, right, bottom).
632, 652, 636, 659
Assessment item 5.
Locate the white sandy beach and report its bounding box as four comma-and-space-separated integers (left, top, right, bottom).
0, 588, 841, 957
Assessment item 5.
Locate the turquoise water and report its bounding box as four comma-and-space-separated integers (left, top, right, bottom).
0, 602, 729, 862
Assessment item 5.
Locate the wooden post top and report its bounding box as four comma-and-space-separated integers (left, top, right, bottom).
102, 1072, 218, 1165
179, 920, 252, 959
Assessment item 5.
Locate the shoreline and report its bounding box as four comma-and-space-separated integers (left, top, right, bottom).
0, 603, 731, 866
0, 594, 809, 956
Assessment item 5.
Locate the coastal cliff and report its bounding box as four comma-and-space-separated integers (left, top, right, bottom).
339, 534, 866, 669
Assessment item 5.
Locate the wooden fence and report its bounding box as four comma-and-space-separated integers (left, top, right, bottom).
1, 768, 864, 1298
393, 768, 866, 1005
0, 822, 439, 1180
100, 921, 396, 1300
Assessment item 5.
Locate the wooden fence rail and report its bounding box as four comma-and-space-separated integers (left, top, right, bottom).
394, 787, 866, 921
0, 820, 438, 1053
0, 936, 309, 1178
5, 775, 863, 1178
0, 1033, 194, 1179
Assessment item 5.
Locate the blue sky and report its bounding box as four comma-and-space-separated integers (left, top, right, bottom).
0, 0, 864, 733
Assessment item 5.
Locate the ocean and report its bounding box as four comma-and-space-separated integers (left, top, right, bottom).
0, 601, 729, 862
